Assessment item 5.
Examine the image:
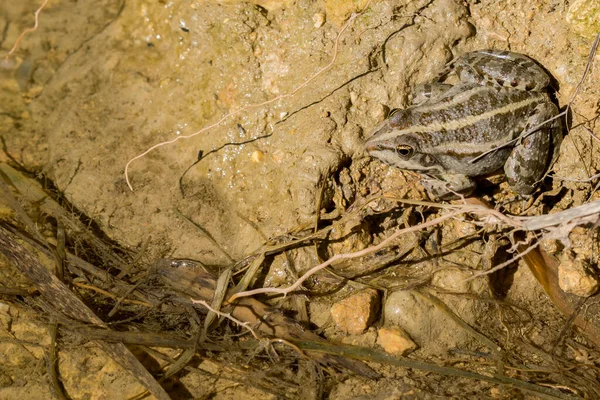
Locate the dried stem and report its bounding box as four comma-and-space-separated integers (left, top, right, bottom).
228, 197, 600, 302
191, 299, 260, 340
228, 208, 469, 302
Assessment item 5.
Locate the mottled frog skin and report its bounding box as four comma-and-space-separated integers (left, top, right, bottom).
365, 49, 562, 199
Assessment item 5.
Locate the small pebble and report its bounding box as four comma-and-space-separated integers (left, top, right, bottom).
331, 289, 380, 335
452, 219, 477, 237
313, 13, 326, 28
558, 252, 599, 297
377, 327, 418, 356
250, 150, 264, 163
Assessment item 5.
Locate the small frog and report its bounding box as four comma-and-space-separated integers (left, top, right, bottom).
365, 49, 562, 199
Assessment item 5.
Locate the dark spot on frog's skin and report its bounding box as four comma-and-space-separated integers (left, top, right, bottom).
181, 27, 190, 33
444, 149, 486, 161
511, 81, 519, 87
496, 78, 505, 86
147, 42, 154, 47
525, 82, 535, 91
421, 154, 436, 166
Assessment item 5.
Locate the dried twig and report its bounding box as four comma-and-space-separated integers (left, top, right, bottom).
228, 208, 469, 302
229, 195, 600, 302
191, 299, 260, 340
72, 281, 153, 308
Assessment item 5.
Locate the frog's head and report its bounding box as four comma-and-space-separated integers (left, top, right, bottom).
365, 113, 442, 174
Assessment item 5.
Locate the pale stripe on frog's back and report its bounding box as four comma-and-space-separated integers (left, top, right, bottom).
373, 87, 548, 144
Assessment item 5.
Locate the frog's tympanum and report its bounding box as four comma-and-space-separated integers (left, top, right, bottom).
365, 50, 562, 199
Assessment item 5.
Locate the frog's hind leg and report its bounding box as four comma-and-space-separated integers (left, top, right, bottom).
504, 102, 560, 195
455, 50, 550, 91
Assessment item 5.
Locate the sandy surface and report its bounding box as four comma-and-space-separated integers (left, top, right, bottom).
1, 0, 599, 398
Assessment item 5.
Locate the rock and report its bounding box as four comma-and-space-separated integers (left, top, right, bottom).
330, 289, 380, 334
369, 103, 388, 121
377, 328, 417, 356
250, 150, 264, 163
566, 0, 600, 39
383, 290, 476, 355
452, 219, 477, 237
558, 253, 599, 297
312, 13, 326, 28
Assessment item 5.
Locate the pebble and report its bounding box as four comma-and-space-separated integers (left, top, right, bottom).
377, 327, 418, 356
313, 13, 326, 28
558, 253, 599, 297
369, 103, 388, 121
330, 288, 380, 335
250, 150, 264, 163
566, 0, 600, 39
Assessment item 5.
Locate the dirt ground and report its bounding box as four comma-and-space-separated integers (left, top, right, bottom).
1, 0, 599, 399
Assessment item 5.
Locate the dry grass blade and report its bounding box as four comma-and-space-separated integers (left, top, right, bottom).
290, 340, 577, 400
174, 208, 234, 262
522, 244, 600, 348
521, 199, 600, 231
0, 227, 171, 400
0, 163, 126, 267
233, 253, 266, 294
202, 265, 234, 338
413, 289, 502, 355
157, 262, 380, 378
193, 299, 260, 340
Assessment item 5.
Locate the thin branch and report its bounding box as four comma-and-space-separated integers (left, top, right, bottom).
228, 209, 468, 302
191, 299, 260, 340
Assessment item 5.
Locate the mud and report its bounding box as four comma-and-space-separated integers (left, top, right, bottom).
1, 0, 599, 398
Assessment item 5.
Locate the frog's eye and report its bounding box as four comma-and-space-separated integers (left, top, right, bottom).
396, 145, 414, 158
388, 108, 401, 118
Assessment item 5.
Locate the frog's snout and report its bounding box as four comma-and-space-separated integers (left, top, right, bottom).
365, 140, 387, 154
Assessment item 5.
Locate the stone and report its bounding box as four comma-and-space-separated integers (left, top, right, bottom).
312, 13, 326, 28
558, 253, 599, 297
330, 289, 380, 334
377, 327, 418, 356
566, 0, 600, 39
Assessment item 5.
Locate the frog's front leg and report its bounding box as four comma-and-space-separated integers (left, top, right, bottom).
504, 102, 562, 195
454, 49, 551, 91
421, 173, 476, 200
